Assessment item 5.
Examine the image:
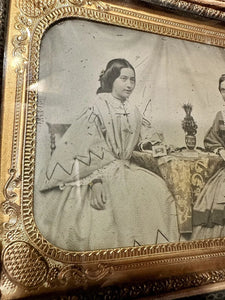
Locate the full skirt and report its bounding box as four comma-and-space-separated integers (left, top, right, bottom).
34, 161, 179, 251
192, 167, 225, 240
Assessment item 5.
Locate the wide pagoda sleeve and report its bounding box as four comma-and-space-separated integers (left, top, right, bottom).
38, 106, 115, 191
138, 116, 164, 150
204, 111, 225, 152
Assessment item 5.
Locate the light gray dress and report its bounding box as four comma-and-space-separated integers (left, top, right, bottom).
34, 93, 179, 251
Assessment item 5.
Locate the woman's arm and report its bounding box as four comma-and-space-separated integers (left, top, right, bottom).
39, 106, 115, 192
204, 111, 225, 153
138, 117, 164, 151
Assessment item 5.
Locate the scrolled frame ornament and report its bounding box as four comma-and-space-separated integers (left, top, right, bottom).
2, 0, 225, 299
22, 0, 225, 263
17, 0, 57, 18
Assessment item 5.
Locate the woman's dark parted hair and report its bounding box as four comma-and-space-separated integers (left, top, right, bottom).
97, 58, 135, 94
219, 74, 225, 91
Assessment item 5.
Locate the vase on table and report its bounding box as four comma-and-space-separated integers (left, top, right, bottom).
185, 134, 196, 150
182, 103, 198, 150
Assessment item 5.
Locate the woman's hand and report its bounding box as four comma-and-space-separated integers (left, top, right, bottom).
90, 182, 106, 210
139, 141, 153, 151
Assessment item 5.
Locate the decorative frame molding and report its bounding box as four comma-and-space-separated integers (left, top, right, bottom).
0, 0, 8, 95
2, 0, 225, 299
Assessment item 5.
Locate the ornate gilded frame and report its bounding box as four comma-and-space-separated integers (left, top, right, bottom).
2, 0, 225, 299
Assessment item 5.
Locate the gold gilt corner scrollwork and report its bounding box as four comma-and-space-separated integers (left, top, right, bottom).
2, 169, 21, 244
2, 10, 33, 211
12, 14, 32, 74
57, 263, 113, 287
3, 241, 49, 288
68, 0, 109, 10
2, 15, 29, 245
16, 0, 57, 18
21, 0, 225, 265
16, 0, 109, 18
2, 0, 225, 298
2, 241, 113, 291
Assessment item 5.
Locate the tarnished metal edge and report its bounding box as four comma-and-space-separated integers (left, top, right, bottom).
0, 0, 8, 92
141, 0, 225, 22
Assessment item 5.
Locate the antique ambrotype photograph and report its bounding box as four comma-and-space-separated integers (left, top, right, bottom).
34, 19, 225, 251
3, 0, 225, 299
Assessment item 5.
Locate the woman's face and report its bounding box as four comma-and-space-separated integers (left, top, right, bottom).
220, 80, 225, 101
111, 68, 135, 101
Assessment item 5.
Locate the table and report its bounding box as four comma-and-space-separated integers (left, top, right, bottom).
132, 150, 224, 234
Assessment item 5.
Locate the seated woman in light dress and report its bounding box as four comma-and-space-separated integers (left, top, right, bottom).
34, 58, 179, 251
192, 74, 225, 239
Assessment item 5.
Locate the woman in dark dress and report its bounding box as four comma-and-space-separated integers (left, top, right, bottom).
192, 74, 225, 239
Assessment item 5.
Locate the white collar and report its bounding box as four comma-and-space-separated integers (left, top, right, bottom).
98, 93, 130, 109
